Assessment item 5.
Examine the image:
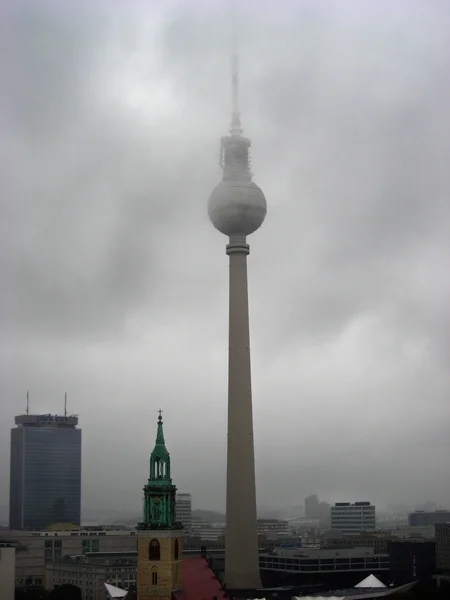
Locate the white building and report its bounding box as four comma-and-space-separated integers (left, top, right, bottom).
176, 493, 192, 534
0, 545, 15, 600
331, 502, 376, 536
257, 519, 290, 537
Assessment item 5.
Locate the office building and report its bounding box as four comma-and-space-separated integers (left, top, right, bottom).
176, 493, 192, 534
207, 11, 267, 589
331, 502, 376, 536
9, 413, 82, 531
408, 510, 450, 527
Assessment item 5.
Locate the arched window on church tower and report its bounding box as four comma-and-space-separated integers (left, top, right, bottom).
149, 539, 160, 561
152, 566, 158, 585
174, 538, 179, 560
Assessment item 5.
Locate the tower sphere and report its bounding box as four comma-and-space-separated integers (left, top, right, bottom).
208, 180, 267, 237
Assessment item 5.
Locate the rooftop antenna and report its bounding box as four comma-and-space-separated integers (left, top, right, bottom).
26, 391, 29, 415
64, 393, 67, 418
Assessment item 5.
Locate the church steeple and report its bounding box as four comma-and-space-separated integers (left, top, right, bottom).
137, 412, 183, 600
138, 411, 180, 531
149, 410, 171, 485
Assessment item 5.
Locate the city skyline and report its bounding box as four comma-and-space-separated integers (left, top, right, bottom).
1, 0, 450, 516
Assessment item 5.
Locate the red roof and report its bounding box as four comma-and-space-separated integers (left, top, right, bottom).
174, 558, 227, 600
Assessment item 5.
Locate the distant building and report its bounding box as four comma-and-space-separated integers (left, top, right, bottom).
304, 495, 330, 527
190, 519, 224, 541
176, 493, 192, 534
331, 502, 376, 536
305, 495, 320, 519
9, 413, 82, 531
408, 510, 450, 527
436, 522, 450, 574
0, 545, 15, 600
257, 519, 290, 537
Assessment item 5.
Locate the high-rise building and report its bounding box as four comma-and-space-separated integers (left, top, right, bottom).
9, 413, 81, 531
331, 502, 376, 536
136, 411, 183, 600
207, 10, 267, 590
176, 493, 192, 535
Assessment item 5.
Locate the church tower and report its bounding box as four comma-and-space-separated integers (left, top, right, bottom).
137, 411, 183, 600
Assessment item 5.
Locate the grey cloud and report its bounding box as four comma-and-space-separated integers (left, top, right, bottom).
1, 0, 450, 517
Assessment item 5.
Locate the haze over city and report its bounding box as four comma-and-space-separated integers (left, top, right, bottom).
1, 0, 450, 518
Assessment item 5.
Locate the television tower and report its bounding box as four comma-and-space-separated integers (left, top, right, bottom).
207, 2, 267, 590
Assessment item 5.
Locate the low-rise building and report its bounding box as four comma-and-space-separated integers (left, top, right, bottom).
0, 528, 138, 587
45, 552, 137, 600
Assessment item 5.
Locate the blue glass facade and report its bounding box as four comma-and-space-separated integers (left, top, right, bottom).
9, 417, 81, 530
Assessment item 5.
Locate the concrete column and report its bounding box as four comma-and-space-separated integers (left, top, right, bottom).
224, 234, 261, 590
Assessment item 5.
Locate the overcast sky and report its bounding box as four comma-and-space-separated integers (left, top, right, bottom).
1, 0, 450, 517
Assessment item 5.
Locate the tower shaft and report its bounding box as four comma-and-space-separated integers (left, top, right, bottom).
225, 235, 262, 589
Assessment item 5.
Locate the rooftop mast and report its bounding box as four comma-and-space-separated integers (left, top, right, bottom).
230, 0, 242, 136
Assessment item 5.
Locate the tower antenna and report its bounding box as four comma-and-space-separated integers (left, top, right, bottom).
230, 0, 242, 136
26, 391, 29, 415
64, 392, 67, 418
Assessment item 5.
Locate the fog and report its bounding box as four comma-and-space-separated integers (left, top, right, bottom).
1, 0, 449, 517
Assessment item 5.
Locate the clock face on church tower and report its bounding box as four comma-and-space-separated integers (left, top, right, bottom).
153, 496, 161, 504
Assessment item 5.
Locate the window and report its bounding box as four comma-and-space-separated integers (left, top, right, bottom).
174, 538, 179, 560
149, 539, 160, 561
152, 567, 158, 586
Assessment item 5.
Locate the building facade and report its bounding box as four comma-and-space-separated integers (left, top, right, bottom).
408, 510, 450, 527
9, 414, 82, 531
257, 519, 290, 537
46, 552, 137, 600
387, 539, 436, 585
436, 523, 450, 573
175, 494, 192, 535
331, 502, 376, 536
136, 412, 183, 600
0, 545, 15, 600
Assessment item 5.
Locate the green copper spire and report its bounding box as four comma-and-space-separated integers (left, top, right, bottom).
137, 411, 182, 531
149, 409, 171, 484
